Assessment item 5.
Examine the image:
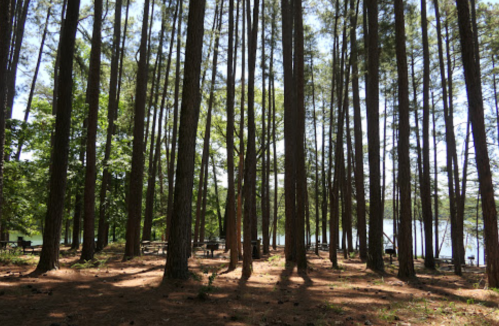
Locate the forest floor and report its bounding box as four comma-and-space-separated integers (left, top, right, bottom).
0, 243, 498, 326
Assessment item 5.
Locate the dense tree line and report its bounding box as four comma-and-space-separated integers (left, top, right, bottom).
1, 0, 499, 286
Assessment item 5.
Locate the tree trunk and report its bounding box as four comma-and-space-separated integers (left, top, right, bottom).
124, 0, 150, 259
311, 56, 320, 256
282, 0, 296, 263
212, 155, 223, 239
36, 0, 81, 272
350, 0, 366, 261
194, 0, 222, 245
420, 0, 434, 269
431, 94, 439, 258
0, 0, 14, 238
365, 0, 383, 272
15, 6, 51, 160
444, 14, 463, 275
260, 0, 269, 256
271, 2, 277, 250
455, 0, 499, 287
142, 1, 174, 241
200, 161, 209, 244
166, 0, 183, 241
242, 0, 259, 278
164, 0, 206, 280
226, 0, 238, 270
96, 0, 122, 251
80, 0, 103, 262
294, 0, 307, 272
6, 0, 30, 120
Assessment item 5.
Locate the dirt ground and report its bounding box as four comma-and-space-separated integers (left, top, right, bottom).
1, 244, 498, 326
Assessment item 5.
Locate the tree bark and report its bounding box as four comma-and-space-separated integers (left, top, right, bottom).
350, 0, 366, 261
365, 0, 383, 272
0, 0, 14, 237
194, 0, 222, 245
6, 0, 30, 120
455, 0, 499, 287
282, 0, 296, 263
166, 0, 183, 241
124, 0, 150, 259
294, 0, 307, 272
164, 0, 206, 280
420, 0, 435, 269
143, 1, 178, 241
96, 0, 122, 251
36, 0, 81, 272
80, 0, 103, 262
226, 0, 238, 270
242, 0, 259, 279
15, 6, 51, 160
394, 0, 415, 279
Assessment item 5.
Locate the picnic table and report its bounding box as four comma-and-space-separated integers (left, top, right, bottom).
141, 241, 168, 255
193, 240, 226, 257
0, 240, 34, 254
434, 256, 454, 265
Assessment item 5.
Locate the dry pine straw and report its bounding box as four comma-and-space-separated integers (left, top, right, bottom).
0, 245, 498, 326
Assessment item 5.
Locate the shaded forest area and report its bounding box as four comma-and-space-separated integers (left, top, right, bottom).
1, 0, 499, 320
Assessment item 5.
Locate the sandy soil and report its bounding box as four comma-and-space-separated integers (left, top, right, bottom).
1, 244, 498, 326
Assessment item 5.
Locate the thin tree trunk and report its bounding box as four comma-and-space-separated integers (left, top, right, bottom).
271, 2, 277, 250
350, 0, 365, 261
242, 0, 259, 278
294, 0, 307, 272
95, 0, 122, 251
142, 1, 174, 241
200, 160, 209, 244
81, 0, 103, 261
431, 93, 439, 258
15, 6, 51, 160
311, 56, 320, 256
6, 0, 30, 120
194, 0, 223, 245
124, 0, 150, 259
282, 0, 296, 263
236, 0, 245, 260
166, 0, 183, 241
226, 0, 238, 269
444, 14, 463, 275
261, 0, 269, 255
492, 56, 499, 150
420, 0, 435, 269
212, 155, 223, 238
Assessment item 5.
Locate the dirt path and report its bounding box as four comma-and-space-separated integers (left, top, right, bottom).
1, 244, 497, 326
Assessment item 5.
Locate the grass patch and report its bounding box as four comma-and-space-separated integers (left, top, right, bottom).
71, 258, 108, 270
0, 251, 36, 265
267, 254, 281, 266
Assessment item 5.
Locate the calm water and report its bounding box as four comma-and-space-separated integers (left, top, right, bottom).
11, 219, 485, 266
277, 219, 485, 266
